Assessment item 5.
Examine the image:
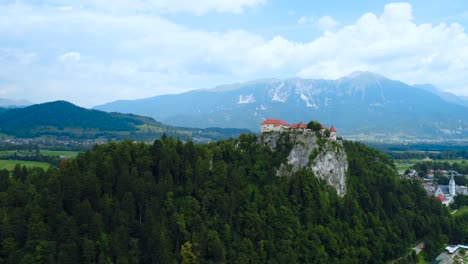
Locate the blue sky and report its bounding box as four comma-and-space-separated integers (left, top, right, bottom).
1, 0, 468, 107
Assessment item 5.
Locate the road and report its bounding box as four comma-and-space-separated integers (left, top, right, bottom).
413, 242, 424, 255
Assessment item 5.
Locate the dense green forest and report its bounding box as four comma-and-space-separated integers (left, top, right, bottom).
0, 135, 460, 263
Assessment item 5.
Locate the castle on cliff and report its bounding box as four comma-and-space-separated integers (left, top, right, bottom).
260, 119, 337, 140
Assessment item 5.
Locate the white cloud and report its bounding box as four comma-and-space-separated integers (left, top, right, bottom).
381, 2, 412, 23
1, 2, 468, 107
317, 16, 338, 31
58, 6, 73, 11
4, 49, 38, 65
242, 3, 468, 95
29, 0, 266, 15
298, 16, 307, 24
58, 52, 81, 63
150, 0, 267, 15
297, 16, 313, 25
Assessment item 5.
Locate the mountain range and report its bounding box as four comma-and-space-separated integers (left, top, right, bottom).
94, 72, 468, 141
0, 101, 248, 142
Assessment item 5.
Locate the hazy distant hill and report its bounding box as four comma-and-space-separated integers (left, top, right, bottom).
413, 84, 468, 108
95, 72, 468, 141
0, 101, 248, 141
0, 98, 32, 108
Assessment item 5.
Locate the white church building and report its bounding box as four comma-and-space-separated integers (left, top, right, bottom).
434, 173, 468, 205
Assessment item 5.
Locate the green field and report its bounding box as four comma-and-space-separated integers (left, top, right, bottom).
394, 158, 467, 171
0, 150, 17, 157
0, 150, 79, 158
0, 160, 51, 170
395, 161, 414, 171
39, 150, 80, 157
453, 206, 468, 217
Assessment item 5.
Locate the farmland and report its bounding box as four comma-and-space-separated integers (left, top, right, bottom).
0, 160, 51, 170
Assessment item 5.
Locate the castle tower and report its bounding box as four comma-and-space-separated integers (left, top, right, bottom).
449, 171, 456, 197
329, 126, 336, 140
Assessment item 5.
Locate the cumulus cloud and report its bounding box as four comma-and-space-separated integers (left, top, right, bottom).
246, 3, 468, 93
1, 2, 468, 106
317, 16, 339, 31
381, 2, 413, 22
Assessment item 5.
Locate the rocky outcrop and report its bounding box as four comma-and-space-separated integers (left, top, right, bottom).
259, 131, 348, 197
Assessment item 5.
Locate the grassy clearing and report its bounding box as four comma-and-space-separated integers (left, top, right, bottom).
417, 254, 429, 264
40, 150, 79, 157
137, 124, 165, 133
395, 161, 414, 171
0, 150, 79, 158
394, 158, 467, 171
0, 150, 17, 157
453, 206, 468, 217
0, 160, 51, 170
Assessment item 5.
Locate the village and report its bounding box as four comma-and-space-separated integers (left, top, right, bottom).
400, 168, 468, 206
398, 162, 468, 262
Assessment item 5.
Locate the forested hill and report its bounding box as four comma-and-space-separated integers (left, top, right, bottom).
0, 100, 248, 141
0, 100, 157, 132
0, 135, 461, 263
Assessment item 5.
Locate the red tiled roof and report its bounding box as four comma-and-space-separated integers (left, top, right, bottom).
330, 125, 336, 132
321, 124, 326, 130
261, 119, 290, 126
290, 122, 308, 129
436, 195, 448, 202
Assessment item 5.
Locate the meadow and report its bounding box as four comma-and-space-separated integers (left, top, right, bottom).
0, 149, 80, 170
0, 150, 79, 157
0, 159, 50, 170
394, 158, 467, 171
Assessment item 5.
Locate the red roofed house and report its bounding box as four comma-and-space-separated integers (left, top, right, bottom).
436, 195, 451, 206
436, 195, 448, 202
290, 122, 308, 131
329, 126, 337, 140
261, 119, 290, 133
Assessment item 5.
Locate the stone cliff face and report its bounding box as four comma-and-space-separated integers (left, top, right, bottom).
259, 131, 348, 197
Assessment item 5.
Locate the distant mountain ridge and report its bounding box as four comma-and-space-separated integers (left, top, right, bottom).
94, 72, 468, 141
413, 84, 468, 108
0, 98, 32, 108
0, 101, 248, 142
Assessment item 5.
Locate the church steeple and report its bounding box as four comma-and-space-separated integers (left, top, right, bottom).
449, 171, 456, 197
